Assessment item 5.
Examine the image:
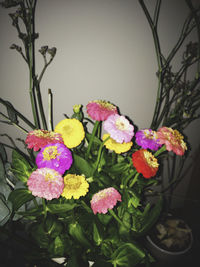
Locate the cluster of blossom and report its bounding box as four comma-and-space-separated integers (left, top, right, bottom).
25, 100, 187, 214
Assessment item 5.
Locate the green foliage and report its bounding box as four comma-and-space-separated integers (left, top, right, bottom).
5, 100, 19, 124
8, 188, 35, 211
73, 153, 94, 177
47, 202, 78, 214
68, 222, 92, 248
12, 150, 33, 183
0, 156, 6, 182
111, 242, 145, 266
0, 193, 12, 226
0, 144, 7, 163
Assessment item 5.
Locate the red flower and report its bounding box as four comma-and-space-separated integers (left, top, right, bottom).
132, 149, 159, 178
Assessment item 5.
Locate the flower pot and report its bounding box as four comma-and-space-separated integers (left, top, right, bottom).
145, 216, 193, 264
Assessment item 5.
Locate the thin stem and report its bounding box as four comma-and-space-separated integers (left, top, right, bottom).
185, 0, 200, 78
34, 80, 47, 130
109, 209, 128, 229
48, 89, 53, 131
86, 121, 100, 158
154, 145, 166, 157
0, 112, 28, 134
93, 136, 110, 174
129, 172, 139, 188
28, 1, 40, 128
42, 198, 47, 219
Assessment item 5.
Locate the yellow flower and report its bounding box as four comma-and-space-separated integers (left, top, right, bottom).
102, 133, 133, 154
55, 118, 85, 148
62, 174, 89, 199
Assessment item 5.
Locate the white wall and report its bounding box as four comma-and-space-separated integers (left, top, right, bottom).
0, 0, 199, 207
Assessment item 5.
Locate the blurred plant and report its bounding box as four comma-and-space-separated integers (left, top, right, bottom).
139, 0, 200, 207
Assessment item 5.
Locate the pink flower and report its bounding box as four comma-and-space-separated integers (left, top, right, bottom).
103, 114, 134, 143
135, 129, 161, 151
27, 168, 64, 200
157, 127, 187, 156
86, 100, 118, 121
91, 187, 121, 214
25, 129, 63, 151
36, 143, 73, 175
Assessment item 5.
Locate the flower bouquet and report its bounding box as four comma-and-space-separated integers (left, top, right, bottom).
0, 97, 187, 266
0, 0, 198, 266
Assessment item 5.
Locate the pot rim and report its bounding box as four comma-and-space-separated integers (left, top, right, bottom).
146, 228, 193, 256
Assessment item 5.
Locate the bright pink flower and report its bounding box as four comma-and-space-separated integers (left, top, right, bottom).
91, 187, 121, 214
86, 100, 118, 121
27, 168, 64, 200
25, 129, 63, 151
36, 143, 73, 175
103, 114, 134, 143
157, 127, 187, 156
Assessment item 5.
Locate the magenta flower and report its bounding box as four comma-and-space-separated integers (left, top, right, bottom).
25, 129, 63, 151
91, 187, 121, 214
36, 143, 73, 175
86, 100, 118, 121
135, 129, 162, 151
103, 114, 134, 143
27, 168, 64, 200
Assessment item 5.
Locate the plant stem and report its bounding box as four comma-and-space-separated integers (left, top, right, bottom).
86, 121, 100, 158
154, 145, 166, 157
129, 172, 139, 188
109, 209, 127, 229
48, 88, 53, 131
93, 135, 110, 174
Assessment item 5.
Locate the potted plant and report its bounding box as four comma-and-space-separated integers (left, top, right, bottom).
145, 213, 193, 264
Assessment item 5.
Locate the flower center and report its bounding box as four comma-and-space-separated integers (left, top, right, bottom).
144, 129, 156, 140
144, 151, 159, 168
45, 173, 55, 182
43, 146, 60, 160
116, 118, 127, 131
64, 125, 73, 135
97, 100, 115, 111
65, 175, 81, 190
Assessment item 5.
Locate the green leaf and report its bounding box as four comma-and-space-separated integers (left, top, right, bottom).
111, 242, 145, 267
49, 236, 65, 257
93, 222, 103, 246
0, 156, 6, 182
0, 144, 7, 163
8, 188, 35, 211
47, 203, 78, 214
139, 196, 163, 235
0, 181, 12, 199
6, 100, 18, 124
12, 150, 33, 183
107, 162, 130, 174
128, 190, 141, 208
44, 214, 63, 238
0, 194, 12, 226
119, 211, 131, 238
86, 132, 102, 145
73, 153, 94, 177
68, 222, 91, 248
31, 223, 49, 248
66, 252, 89, 267
92, 259, 112, 267
97, 213, 112, 225
17, 206, 43, 217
